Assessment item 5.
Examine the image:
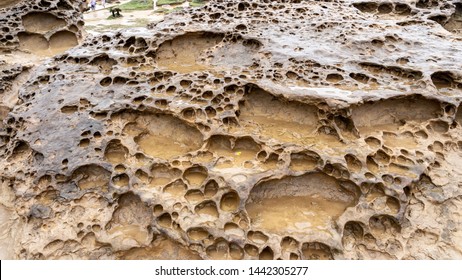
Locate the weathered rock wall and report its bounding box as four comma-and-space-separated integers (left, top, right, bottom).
0, 0, 85, 137
0, 0, 84, 54
1, 0, 462, 260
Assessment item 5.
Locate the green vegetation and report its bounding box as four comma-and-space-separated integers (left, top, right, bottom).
190, 0, 205, 7
118, 0, 153, 11
166, 6, 184, 13
157, 0, 186, 6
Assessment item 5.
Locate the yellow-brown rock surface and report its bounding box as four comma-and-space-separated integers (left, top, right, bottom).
1, 0, 462, 259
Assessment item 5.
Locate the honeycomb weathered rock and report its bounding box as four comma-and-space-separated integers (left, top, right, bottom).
0, 0, 85, 160
1, 0, 462, 260
0, 0, 84, 54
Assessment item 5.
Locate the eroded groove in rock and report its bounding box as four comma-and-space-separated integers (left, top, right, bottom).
105, 192, 152, 247
443, 3, 462, 34
237, 86, 323, 145
110, 110, 204, 160
49, 30, 78, 53
17, 32, 49, 55
116, 235, 202, 260
156, 32, 225, 73
351, 95, 442, 134
22, 12, 66, 34
246, 172, 359, 237
0, 0, 23, 9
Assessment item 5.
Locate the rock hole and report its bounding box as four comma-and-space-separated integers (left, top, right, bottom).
220, 191, 240, 212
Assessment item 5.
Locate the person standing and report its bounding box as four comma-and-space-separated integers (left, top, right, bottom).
90, 0, 96, 11
101, 0, 106, 8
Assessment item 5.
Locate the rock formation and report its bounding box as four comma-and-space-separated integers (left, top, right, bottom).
0, 0, 85, 188
0, 0, 83, 54
1, 0, 462, 259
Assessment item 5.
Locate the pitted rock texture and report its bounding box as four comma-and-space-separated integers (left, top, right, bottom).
0, 0, 84, 55
1, 0, 462, 260
0, 0, 84, 135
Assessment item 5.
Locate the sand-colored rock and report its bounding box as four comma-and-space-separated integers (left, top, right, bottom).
1, 0, 462, 259
0, 0, 83, 54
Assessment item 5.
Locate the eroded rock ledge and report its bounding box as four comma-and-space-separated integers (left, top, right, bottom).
1, 0, 462, 260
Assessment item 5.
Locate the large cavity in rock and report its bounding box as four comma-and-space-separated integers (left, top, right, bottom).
246, 172, 358, 235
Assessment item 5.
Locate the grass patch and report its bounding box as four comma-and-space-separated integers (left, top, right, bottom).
157, 0, 186, 6
189, 0, 207, 8
190, 2, 205, 7
166, 6, 184, 13
118, 0, 153, 11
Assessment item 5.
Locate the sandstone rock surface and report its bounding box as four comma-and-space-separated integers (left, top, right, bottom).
1, 0, 462, 260
0, 0, 83, 54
